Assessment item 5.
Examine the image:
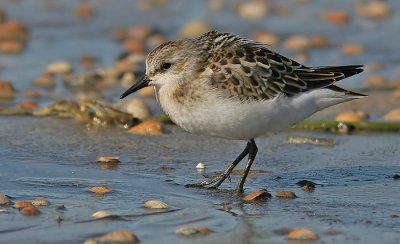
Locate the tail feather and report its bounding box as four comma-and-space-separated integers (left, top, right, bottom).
315, 65, 364, 79
326, 85, 367, 98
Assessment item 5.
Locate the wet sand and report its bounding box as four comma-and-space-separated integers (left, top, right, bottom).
1, 0, 400, 243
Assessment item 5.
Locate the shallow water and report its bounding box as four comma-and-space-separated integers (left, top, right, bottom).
1, 0, 400, 243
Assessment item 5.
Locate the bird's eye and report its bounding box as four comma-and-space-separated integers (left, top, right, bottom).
161, 63, 172, 70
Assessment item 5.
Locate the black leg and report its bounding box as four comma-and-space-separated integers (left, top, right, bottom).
185, 141, 251, 188
236, 139, 258, 193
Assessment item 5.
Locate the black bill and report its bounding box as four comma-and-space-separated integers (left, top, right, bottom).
120, 75, 151, 99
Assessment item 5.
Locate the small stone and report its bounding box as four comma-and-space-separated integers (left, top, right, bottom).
366, 75, 386, 87
13, 201, 33, 210
0, 21, 28, 42
147, 34, 167, 50
322, 11, 350, 25
0, 41, 25, 54
123, 38, 146, 54
92, 210, 113, 219
144, 200, 168, 209
236, 0, 269, 21
252, 31, 279, 47
75, 5, 95, 20
0, 80, 16, 99
129, 25, 151, 40
97, 156, 120, 163
138, 86, 156, 98
288, 228, 319, 240
20, 206, 41, 216
357, 1, 391, 20
335, 111, 369, 122
283, 35, 310, 53
175, 226, 198, 236
113, 27, 128, 42
129, 120, 163, 136
392, 174, 400, 180
80, 54, 98, 70
85, 230, 139, 244
243, 190, 272, 201
122, 98, 152, 120
46, 61, 73, 74
196, 162, 205, 169
341, 43, 363, 57
17, 101, 38, 110
310, 36, 330, 48
55, 205, 65, 210
24, 90, 41, 98
31, 197, 50, 206
276, 191, 297, 199
384, 109, 400, 122
35, 72, 55, 88
0, 193, 10, 206
89, 186, 112, 194
180, 20, 210, 38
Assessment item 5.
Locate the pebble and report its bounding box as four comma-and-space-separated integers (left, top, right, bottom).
74, 5, 95, 20
0, 193, 10, 206
384, 109, 400, 122
243, 190, 272, 201
322, 11, 350, 25
180, 20, 210, 38
92, 210, 113, 219
236, 0, 269, 21
276, 191, 297, 199
97, 156, 120, 163
144, 200, 168, 209
35, 72, 55, 88
287, 136, 335, 147
24, 90, 41, 98
122, 98, 152, 120
310, 36, 330, 48
80, 54, 98, 70
175, 226, 211, 236
0, 80, 16, 99
89, 186, 112, 194
17, 101, 38, 110
0, 40, 25, 54
366, 75, 386, 87
288, 228, 319, 240
341, 43, 363, 57
13, 201, 33, 210
336, 111, 369, 122
123, 38, 146, 54
84, 230, 139, 244
130, 25, 151, 40
46, 61, 73, 74
252, 31, 279, 47
21, 206, 41, 216
357, 1, 391, 20
129, 120, 163, 136
0, 21, 29, 42
31, 197, 50, 206
113, 27, 128, 42
196, 162, 205, 169
138, 86, 156, 98
283, 35, 310, 53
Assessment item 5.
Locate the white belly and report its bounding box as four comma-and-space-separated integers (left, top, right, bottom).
159, 87, 351, 140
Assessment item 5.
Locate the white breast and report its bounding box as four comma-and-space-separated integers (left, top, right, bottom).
157, 84, 353, 141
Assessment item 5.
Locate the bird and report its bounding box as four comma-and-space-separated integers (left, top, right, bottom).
120, 30, 365, 193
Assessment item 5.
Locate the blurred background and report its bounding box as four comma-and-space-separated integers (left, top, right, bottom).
0, 0, 399, 122
1, 1, 400, 243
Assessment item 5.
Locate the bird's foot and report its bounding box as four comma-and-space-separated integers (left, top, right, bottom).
185, 173, 231, 189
